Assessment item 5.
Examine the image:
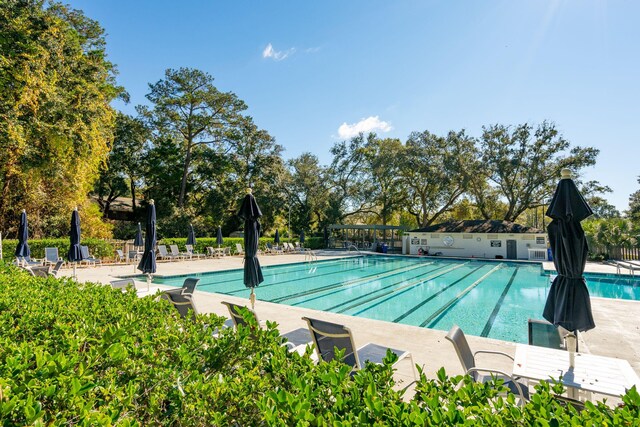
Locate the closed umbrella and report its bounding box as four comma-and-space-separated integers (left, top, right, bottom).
68, 207, 84, 278
138, 200, 157, 291
134, 222, 144, 247
216, 225, 224, 248
15, 210, 30, 258
542, 169, 595, 363
238, 188, 264, 310
299, 230, 305, 247
274, 229, 280, 246
187, 224, 196, 246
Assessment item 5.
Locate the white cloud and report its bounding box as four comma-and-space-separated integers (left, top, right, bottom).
337, 116, 393, 139
262, 43, 295, 61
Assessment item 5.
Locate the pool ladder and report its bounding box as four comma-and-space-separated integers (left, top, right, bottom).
304, 249, 317, 263
347, 245, 361, 254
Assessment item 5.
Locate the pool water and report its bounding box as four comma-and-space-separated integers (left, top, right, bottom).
151, 256, 640, 343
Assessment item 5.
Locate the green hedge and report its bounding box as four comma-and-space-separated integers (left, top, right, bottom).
0, 264, 638, 425
2, 238, 115, 260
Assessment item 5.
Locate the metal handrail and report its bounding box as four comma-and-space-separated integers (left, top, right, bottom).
347, 245, 361, 254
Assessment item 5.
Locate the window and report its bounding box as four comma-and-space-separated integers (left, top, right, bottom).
490, 240, 502, 247
536, 236, 546, 245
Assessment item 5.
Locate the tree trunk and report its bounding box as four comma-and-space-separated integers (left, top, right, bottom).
130, 180, 137, 212
178, 141, 193, 208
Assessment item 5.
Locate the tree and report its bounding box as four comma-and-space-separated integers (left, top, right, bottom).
138, 67, 247, 208
94, 112, 148, 217
627, 176, 640, 224
477, 122, 599, 222
399, 130, 478, 227
362, 137, 406, 226
283, 153, 329, 234
325, 134, 377, 224
0, 0, 121, 236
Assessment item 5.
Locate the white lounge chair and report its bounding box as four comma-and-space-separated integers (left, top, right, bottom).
185, 244, 205, 259
157, 245, 177, 261
235, 243, 244, 256
43, 247, 62, 266
169, 244, 187, 260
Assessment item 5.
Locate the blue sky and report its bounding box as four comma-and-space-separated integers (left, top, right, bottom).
68, 0, 639, 211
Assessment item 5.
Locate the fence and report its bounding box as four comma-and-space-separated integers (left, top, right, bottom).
591, 245, 640, 261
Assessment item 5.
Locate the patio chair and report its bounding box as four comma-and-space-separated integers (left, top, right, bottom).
30, 265, 51, 278
302, 316, 416, 378
222, 301, 313, 353
80, 246, 102, 266
222, 247, 231, 256
235, 243, 244, 256
185, 244, 205, 259
21, 255, 42, 267
169, 244, 187, 260
159, 277, 200, 299
206, 246, 219, 258
161, 292, 199, 320
445, 325, 529, 402
110, 278, 135, 290
528, 319, 567, 351
43, 247, 62, 266
128, 250, 141, 263
49, 260, 64, 277
157, 245, 176, 261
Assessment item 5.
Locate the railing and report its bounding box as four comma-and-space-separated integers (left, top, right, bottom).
304, 249, 317, 263
347, 245, 361, 254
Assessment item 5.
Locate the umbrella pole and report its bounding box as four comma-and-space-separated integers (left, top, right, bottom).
250, 288, 256, 310
73, 262, 77, 279
146, 273, 151, 292
565, 332, 578, 368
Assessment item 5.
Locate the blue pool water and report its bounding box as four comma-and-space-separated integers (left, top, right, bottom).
150, 256, 640, 343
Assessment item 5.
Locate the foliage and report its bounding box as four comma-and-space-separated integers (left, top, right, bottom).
400, 130, 477, 227
0, 0, 121, 237
583, 218, 637, 259
476, 122, 599, 222
158, 236, 324, 253
94, 112, 149, 218
628, 176, 640, 225
2, 238, 115, 260
284, 153, 330, 234
1, 264, 638, 425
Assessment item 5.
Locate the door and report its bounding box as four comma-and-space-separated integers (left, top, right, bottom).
506, 240, 517, 259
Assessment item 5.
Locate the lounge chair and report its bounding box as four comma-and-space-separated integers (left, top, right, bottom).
185, 244, 205, 259
206, 246, 219, 258
30, 265, 51, 278
445, 325, 529, 402
235, 243, 244, 256
80, 246, 102, 266
110, 278, 135, 290
222, 301, 313, 353
115, 250, 126, 263
302, 316, 416, 378
528, 319, 568, 351
161, 292, 198, 319
169, 244, 187, 260
222, 247, 231, 256
43, 247, 62, 266
157, 245, 176, 261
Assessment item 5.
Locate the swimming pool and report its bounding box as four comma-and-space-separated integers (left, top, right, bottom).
150, 256, 640, 343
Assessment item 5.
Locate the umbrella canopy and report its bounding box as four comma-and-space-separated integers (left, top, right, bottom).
542, 169, 595, 333
216, 225, 224, 247
187, 224, 196, 246
134, 222, 144, 247
299, 230, 305, 244
67, 208, 84, 262
15, 210, 30, 258
274, 229, 280, 244
238, 189, 264, 308
138, 201, 157, 274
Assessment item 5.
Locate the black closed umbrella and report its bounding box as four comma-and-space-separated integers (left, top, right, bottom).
238, 188, 264, 309
216, 225, 224, 248
68, 207, 84, 278
187, 224, 196, 246
134, 222, 144, 247
300, 230, 305, 246
543, 169, 595, 356
274, 229, 280, 245
138, 200, 157, 290
15, 210, 30, 258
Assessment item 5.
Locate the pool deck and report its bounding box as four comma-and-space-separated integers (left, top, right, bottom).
63, 253, 640, 399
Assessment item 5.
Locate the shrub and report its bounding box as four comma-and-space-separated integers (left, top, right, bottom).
0, 264, 638, 425
2, 238, 115, 260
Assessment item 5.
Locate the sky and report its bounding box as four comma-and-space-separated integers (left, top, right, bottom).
66, 0, 639, 212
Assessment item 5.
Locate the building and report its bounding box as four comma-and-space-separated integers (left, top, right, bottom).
404, 220, 547, 260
